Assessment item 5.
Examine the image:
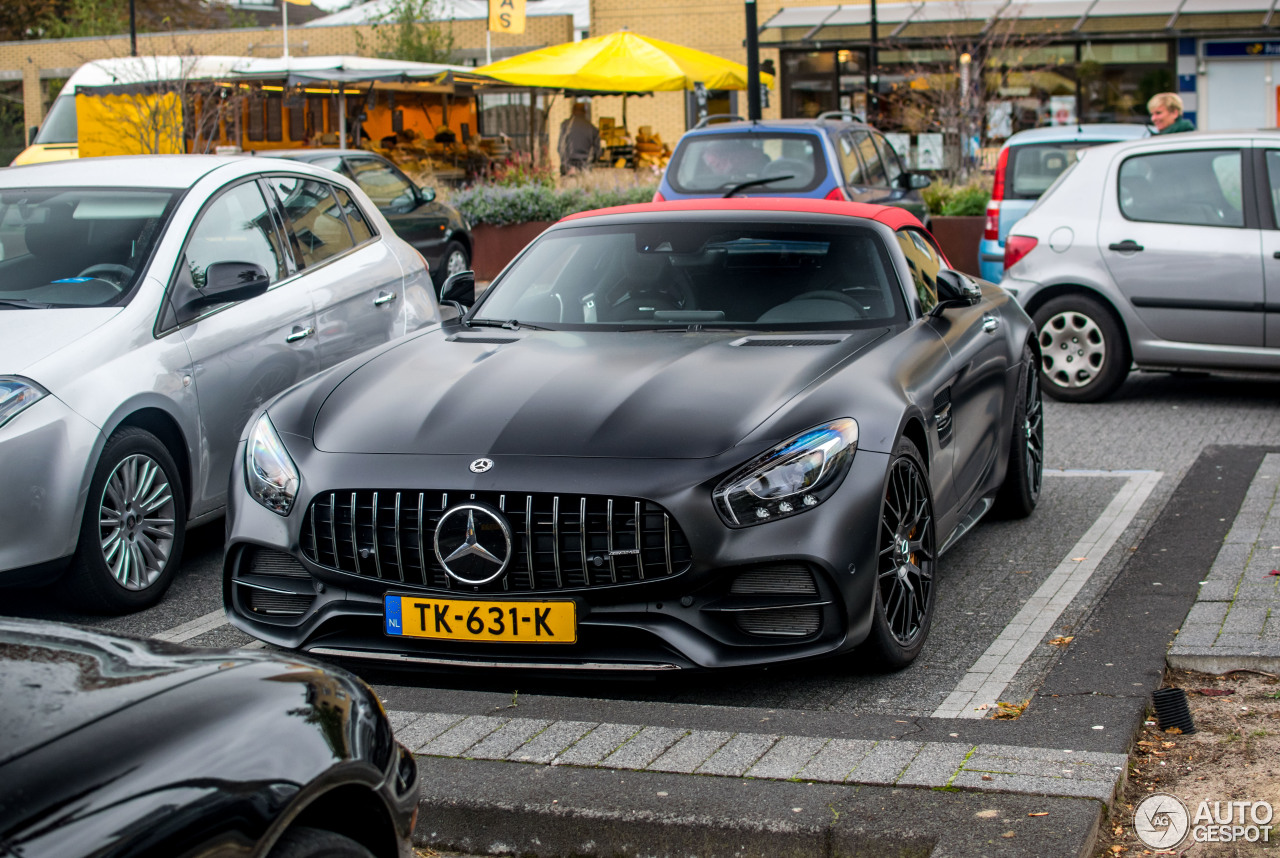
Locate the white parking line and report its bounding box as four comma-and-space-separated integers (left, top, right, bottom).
153, 609, 228, 643
933, 468, 1163, 719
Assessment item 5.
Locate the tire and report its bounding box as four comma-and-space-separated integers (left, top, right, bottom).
267, 827, 375, 858
1031, 293, 1129, 402
992, 342, 1044, 519
862, 437, 937, 671
62, 427, 186, 614
432, 240, 470, 289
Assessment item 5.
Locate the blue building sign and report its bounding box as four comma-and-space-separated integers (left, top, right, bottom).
1205, 41, 1280, 58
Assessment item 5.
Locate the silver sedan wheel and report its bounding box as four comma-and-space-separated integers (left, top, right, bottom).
98, 453, 177, 591
1038, 309, 1106, 390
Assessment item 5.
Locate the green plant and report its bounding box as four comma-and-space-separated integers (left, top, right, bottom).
451, 181, 658, 226
354, 0, 457, 64
923, 179, 992, 216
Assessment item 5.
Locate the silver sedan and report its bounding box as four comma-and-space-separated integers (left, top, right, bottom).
0, 155, 440, 612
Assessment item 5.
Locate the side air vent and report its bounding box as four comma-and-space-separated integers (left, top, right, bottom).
247, 548, 311, 578
245, 589, 315, 617
238, 548, 315, 618
730, 564, 819, 595
736, 607, 822, 637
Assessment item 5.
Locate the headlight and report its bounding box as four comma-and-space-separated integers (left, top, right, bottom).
0, 377, 48, 429
245, 413, 299, 515
714, 418, 858, 527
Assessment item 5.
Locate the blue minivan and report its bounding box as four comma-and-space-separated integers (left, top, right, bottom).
979, 124, 1150, 282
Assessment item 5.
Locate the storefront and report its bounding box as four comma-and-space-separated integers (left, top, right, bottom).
759, 0, 1276, 156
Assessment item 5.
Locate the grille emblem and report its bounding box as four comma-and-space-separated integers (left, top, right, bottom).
434, 503, 512, 585
469, 458, 494, 473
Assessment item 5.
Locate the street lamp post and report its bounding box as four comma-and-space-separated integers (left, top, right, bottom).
867, 0, 877, 122
745, 0, 762, 120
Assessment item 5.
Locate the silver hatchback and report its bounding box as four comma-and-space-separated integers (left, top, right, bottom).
1001, 131, 1280, 401
0, 155, 439, 612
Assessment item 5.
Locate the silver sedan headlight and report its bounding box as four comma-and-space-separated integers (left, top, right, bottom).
245, 413, 299, 516
0, 377, 48, 429
714, 418, 858, 527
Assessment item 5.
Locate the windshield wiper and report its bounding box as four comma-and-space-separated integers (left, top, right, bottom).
464, 317, 552, 332
723, 175, 794, 198
0, 298, 53, 309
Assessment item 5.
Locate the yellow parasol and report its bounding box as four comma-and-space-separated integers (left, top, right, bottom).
475, 31, 774, 93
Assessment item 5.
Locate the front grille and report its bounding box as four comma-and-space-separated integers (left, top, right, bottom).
735, 607, 822, 638
245, 589, 315, 616
729, 563, 818, 595
300, 490, 692, 592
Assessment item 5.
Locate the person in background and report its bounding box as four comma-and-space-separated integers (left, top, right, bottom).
1148, 92, 1196, 134
558, 101, 601, 175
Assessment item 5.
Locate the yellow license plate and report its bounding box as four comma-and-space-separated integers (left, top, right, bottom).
384, 595, 577, 643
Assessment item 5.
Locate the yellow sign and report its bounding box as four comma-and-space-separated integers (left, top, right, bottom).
489, 0, 526, 35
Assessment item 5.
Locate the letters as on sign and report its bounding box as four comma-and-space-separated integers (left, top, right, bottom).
488, 0, 526, 34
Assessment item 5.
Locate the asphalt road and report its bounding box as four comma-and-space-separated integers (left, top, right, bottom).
5, 368, 1280, 856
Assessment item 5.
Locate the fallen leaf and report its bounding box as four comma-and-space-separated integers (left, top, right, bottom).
1028, 811, 1049, 817
1165, 726, 1183, 735
981, 774, 994, 781
1110, 846, 1123, 855
1001, 831, 1016, 838
1160, 741, 1176, 749
1269, 570, 1280, 577
1048, 635, 1074, 647
1015, 569, 1031, 574
1198, 688, 1234, 696
1072, 557, 1087, 562
993, 699, 1029, 720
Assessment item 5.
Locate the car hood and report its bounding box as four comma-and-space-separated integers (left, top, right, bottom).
0, 308, 120, 374
0, 618, 258, 768
312, 327, 887, 458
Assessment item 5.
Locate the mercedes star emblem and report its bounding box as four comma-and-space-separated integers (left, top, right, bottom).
434, 503, 513, 585
469, 458, 494, 473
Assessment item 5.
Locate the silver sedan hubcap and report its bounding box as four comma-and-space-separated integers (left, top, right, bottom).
1038, 310, 1106, 389
99, 454, 176, 591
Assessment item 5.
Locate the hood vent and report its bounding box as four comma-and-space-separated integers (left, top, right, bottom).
448, 335, 520, 345
731, 335, 849, 348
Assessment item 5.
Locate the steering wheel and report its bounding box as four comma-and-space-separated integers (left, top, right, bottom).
77, 263, 134, 290
607, 273, 697, 316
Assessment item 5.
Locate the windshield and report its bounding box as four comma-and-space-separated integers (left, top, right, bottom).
667, 133, 828, 195
475, 221, 904, 329
0, 187, 178, 308
32, 95, 78, 145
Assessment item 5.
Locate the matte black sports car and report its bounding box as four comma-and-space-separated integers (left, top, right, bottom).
0, 618, 419, 858
224, 198, 1043, 673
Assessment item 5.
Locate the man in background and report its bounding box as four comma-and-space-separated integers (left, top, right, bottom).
1148, 93, 1195, 134
558, 101, 601, 175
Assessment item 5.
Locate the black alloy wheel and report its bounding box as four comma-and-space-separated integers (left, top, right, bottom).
864, 438, 936, 670
267, 827, 376, 858
993, 342, 1045, 518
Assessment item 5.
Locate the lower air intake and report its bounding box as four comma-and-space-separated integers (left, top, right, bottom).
736, 607, 822, 638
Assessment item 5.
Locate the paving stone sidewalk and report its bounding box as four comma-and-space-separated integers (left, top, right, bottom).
389, 709, 1128, 802
1167, 452, 1280, 675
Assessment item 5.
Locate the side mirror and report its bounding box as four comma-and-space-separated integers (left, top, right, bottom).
418, 185, 436, 203
182, 261, 271, 315
903, 172, 932, 190
440, 269, 476, 310
931, 270, 982, 315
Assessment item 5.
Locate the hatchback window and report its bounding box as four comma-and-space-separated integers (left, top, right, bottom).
183, 182, 286, 292
266, 177, 357, 266
477, 221, 902, 328
1119, 149, 1243, 228
667, 133, 826, 194
0, 187, 176, 308
1007, 143, 1095, 199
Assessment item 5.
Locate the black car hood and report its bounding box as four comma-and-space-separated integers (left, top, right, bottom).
0, 619, 251, 768
312, 327, 887, 457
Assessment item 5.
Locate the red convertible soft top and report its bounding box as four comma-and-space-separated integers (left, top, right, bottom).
559, 197, 925, 231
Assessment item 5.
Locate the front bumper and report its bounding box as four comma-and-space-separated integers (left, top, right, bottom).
0, 395, 99, 577
224, 439, 892, 672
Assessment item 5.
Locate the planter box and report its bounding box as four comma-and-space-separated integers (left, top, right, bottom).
929, 215, 985, 279
471, 221, 554, 281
